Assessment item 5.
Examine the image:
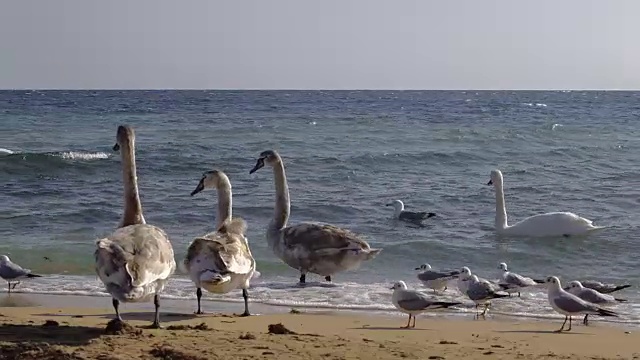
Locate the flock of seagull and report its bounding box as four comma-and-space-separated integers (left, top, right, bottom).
0, 124, 631, 333
392, 261, 631, 331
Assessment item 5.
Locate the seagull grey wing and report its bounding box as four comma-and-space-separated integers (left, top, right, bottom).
397, 291, 438, 311
580, 280, 631, 294
553, 292, 601, 314
579, 288, 614, 304
466, 282, 491, 301
0, 262, 29, 279
505, 272, 535, 287
418, 270, 457, 282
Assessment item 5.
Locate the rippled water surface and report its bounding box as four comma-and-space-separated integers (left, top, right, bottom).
1, 90, 639, 323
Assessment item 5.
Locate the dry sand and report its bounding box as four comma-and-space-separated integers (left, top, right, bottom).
0, 295, 638, 359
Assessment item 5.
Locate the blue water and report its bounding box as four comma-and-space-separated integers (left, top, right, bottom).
1, 90, 639, 323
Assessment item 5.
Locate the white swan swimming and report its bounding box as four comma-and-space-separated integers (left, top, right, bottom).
94, 125, 176, 328
249, 150, 381, 284
488, 169, 604, 237
183, 170, 255, 316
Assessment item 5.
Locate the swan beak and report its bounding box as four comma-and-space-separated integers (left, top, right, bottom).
112, 143, 120, 152
487, 179, 493, 185
414, 267, 421, 270
249, 158, 265, 174
191, 179, 205, 196
386, 203, 392, 207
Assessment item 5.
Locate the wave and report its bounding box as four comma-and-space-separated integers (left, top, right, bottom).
0, 148, 15, 155
0, 150, 111, 171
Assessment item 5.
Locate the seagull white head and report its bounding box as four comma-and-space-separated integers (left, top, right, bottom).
487, 169, 504, 187
545, 276, 562, 290
0, 255, 10, 263
414, 263, 431, 271
386, 200, 405, 215
390, 281, 408, 290
459, 266, 472, 280
568, 280, 584, 290
498, 262, 508, 271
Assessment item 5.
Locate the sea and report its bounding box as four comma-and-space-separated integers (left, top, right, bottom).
1, 90, 639, 324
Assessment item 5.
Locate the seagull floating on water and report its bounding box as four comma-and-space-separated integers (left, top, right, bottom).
387, 200, 436, 226
0, 255, 42, 293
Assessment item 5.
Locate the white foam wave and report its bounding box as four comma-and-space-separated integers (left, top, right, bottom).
58, 151, 110, 160
0, 148, 15, 155
551, 123, 563, 130
9, 275, 640, 324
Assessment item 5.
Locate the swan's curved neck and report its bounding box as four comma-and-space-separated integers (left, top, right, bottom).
215, 179, 232, 230
270, 160, 290, 231
120, 141, 144, 227
394, 204, 404, 217
493, 181, 508, 230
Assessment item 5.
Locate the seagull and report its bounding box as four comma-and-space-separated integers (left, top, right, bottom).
565, 280, 627, 325
414, 263, 459, 293
0, 255, 42, 293
564, 280, 631, 294
457, 266, 507, 295
387, 200, 436, 226
545, 276, 618, 332
390, 281, 461, 328
463, 275, 510, 319
497, 262, 545, 297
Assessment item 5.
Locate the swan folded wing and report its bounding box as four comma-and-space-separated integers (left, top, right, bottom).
282, 223, 371, 253
185, 233, 253, 275
96, 225, 175, 289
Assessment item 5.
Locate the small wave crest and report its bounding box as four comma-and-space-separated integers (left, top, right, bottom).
58, 151, 110, 160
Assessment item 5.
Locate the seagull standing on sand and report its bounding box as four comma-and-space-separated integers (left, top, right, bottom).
387, 200, 436, 226
414, 263, 459, 294
0, 255, 42, 293
565, 280, 627, 325
497, 262, 544, 297
390, 281, 461, 328
545, 276, 618, 332
564, 280, 631, 294
463, 275, 510, 319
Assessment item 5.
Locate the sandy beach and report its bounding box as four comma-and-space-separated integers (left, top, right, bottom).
0, 294, 637, 359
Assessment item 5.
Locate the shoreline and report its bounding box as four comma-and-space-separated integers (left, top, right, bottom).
0, 295, 638, 359
2, 292, 637, 330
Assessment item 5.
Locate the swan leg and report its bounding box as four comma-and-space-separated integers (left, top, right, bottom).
299, 273, 306, 284
325, 276, 332, 282
555, 316, 568, 332
112, 298, 122, 321
195, 288, 204, 314
582, 314, 589, 326
240, 288, 251, 317
150, 294, 161, 328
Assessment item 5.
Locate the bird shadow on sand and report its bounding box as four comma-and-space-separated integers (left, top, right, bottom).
31, 311, 199, 324
0, 321, 103, 346
351, 326, 435, 331
494, 329, 592, 335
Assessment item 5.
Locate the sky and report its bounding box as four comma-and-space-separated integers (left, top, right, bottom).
0, 0, 638, 90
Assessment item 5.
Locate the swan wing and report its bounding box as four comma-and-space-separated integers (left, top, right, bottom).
282, 223, 372, 252
185, 232, 253, 276
95, 224, 176, 288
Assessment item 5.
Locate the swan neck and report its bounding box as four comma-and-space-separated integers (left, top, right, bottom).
271, 160, 290, 230
120, 141, 144, 227
216, 180, 232, 229
494, 182, 508, 230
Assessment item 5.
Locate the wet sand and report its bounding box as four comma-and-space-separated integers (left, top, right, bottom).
0, 293, 638, 359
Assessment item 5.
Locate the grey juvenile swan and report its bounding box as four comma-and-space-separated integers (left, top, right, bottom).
183, 170, 256, 316
94, 125, 176, 328
249, 150, 381, 284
